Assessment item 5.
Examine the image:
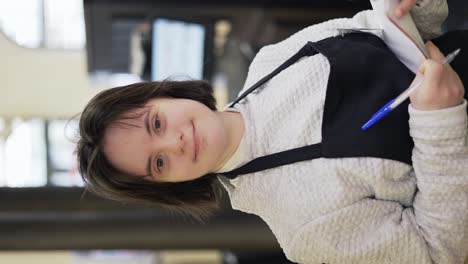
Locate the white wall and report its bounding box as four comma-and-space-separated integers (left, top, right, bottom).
0, 31, 94, 120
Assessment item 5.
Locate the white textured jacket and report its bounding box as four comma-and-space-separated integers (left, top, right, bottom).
218, 1, 468, 263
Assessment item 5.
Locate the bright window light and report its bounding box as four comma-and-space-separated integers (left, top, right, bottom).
0, 0, 42, 48
0, 0, 85, 49
4, 119, 47, 187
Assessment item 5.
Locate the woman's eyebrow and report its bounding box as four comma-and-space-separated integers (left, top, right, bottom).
144, 110, 152, 136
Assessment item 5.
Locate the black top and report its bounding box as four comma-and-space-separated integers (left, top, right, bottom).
221, 31, 468, 179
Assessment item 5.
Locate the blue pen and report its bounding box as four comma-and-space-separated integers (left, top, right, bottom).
362, 48, 461, 131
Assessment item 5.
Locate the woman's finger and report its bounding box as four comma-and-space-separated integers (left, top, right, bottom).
394, 0, 417, 18
425, 41, 445, 61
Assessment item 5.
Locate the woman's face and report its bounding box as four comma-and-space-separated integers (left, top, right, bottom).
102, 97, 229, 182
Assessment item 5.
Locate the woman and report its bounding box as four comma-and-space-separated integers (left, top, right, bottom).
77, 0, 468, 263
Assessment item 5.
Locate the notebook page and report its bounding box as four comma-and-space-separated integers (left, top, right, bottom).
370, 0, 428, 73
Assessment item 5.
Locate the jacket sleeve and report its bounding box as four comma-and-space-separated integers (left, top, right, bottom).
410, 0, 448, 39
285, 101, 468, 264
406, 100, 468, 263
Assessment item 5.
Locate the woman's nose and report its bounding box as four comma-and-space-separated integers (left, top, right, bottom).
164, 132, 185, 155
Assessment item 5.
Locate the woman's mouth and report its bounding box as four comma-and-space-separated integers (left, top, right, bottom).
192, 121, 200, 162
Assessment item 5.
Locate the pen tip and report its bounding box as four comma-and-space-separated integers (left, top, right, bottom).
361, 119, 374, 131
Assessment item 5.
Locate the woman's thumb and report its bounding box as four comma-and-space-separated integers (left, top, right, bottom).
418, 60, 427, 75
419, 59, 444, 88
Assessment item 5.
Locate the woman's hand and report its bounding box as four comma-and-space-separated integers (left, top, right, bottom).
394, 0, 417, 18
409, 41, 465, 110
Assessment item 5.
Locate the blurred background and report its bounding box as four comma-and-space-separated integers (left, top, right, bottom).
0, 0, 466, 263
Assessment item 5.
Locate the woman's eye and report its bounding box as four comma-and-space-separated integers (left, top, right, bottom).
156, 157, 164, 172
154, 115, 162, 133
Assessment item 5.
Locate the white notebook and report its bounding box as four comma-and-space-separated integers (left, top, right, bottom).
370, 0, 428, 73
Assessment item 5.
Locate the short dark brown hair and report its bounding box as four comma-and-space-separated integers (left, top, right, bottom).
76, 80, 223, 220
